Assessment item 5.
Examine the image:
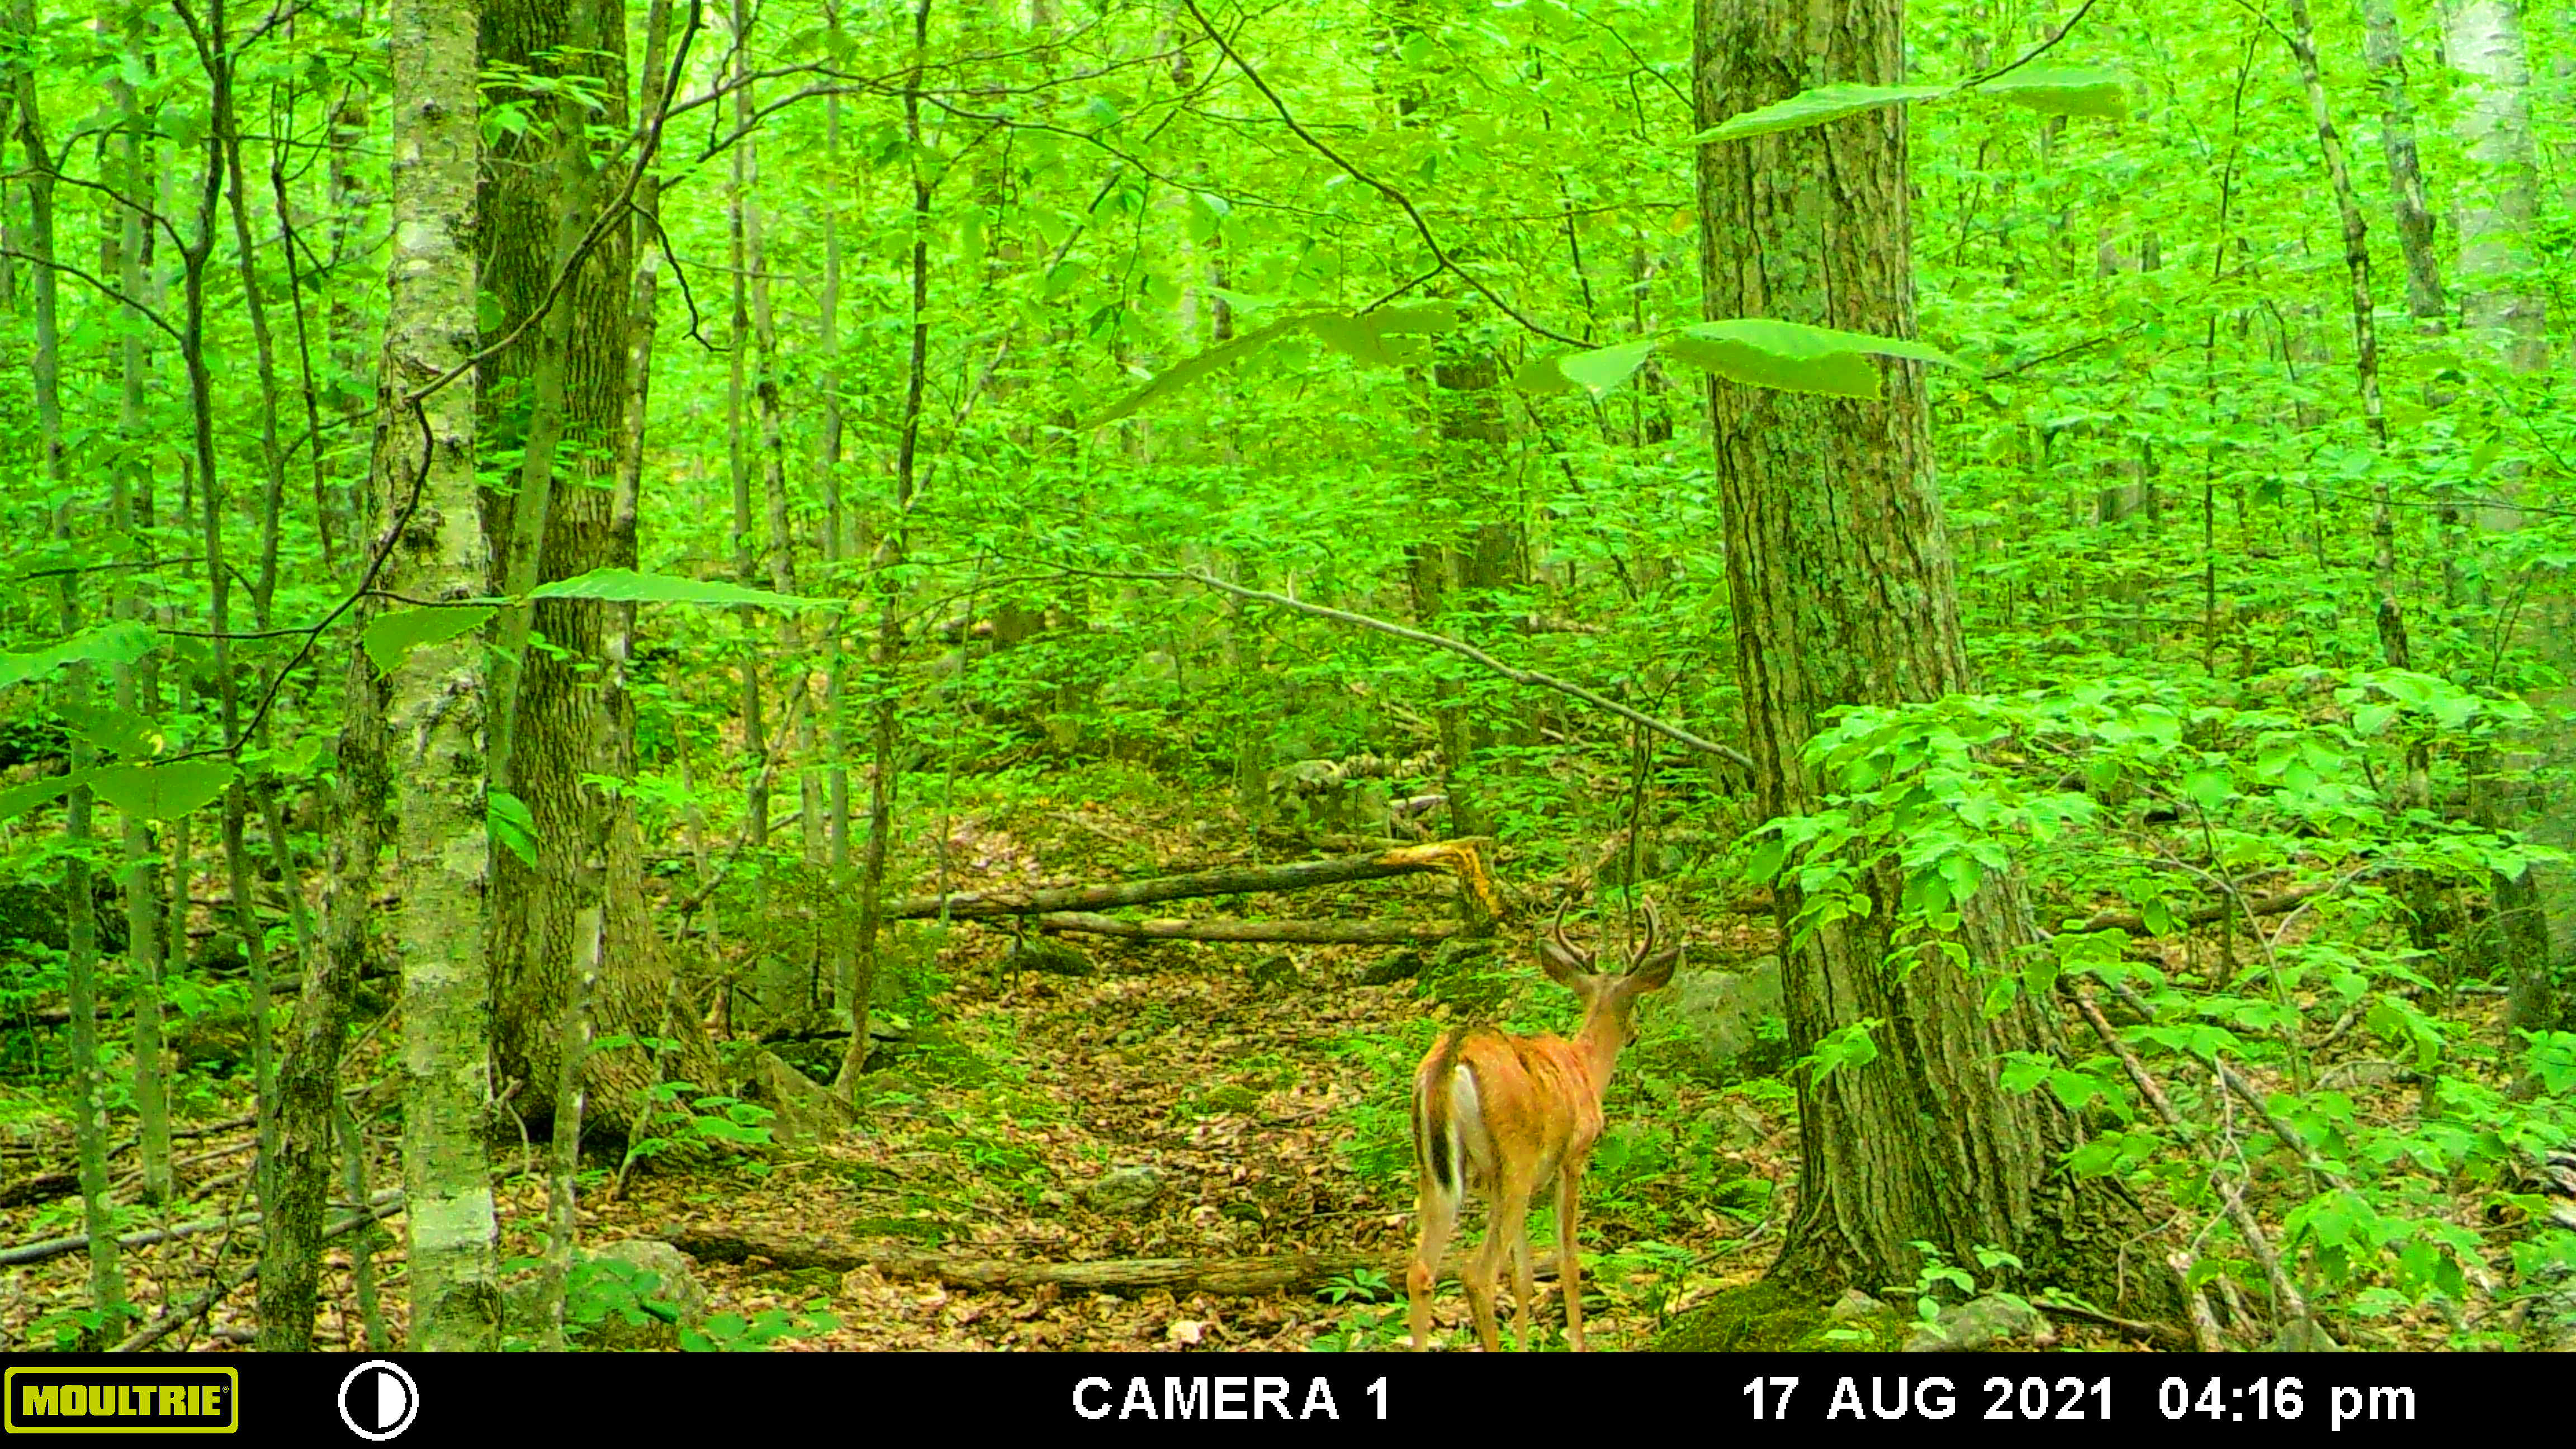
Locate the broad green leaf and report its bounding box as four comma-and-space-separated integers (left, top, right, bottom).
1667, 319, 1957, 400
58, 703, 162, 760
528, 569, 817, 610
362, 604, 496, 674
1684, 82, 1950, 144
1555, 339, 1656, 398
2182, 766, 2232, 812
1977, 65, 2128, 120
1087, 311, 1318, 425
89, 759, 236, 822
1511, 354, 1581, 395
489, 788, 538, 868
1310, 313, 1432, 368
0, 773, 80, 821
0, 620, 156, 692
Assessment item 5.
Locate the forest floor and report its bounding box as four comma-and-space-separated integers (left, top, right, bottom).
8, 768, 2516, 1352
0, 773, 1819, 1353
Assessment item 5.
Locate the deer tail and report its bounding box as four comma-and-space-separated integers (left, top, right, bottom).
1415, 1029, 1471, 1197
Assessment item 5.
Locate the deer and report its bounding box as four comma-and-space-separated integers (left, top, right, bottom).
1406, 897, 1680, 1351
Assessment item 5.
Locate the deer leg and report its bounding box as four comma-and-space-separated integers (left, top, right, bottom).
1555, 1163, 1585, 1352
1462, 1186, 1524, 1353
1471, 1181, 1533, 1352
1510, 1211, 1537, 1352
1407, 1167, 1461, 1351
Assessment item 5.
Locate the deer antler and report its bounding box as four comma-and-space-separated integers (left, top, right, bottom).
1628, 897, 1660, 973
1551, 892, 1589, 969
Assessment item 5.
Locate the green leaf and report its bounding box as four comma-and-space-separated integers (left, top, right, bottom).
362, 604, 496, 674
1684, 83, 1950, 144
489, 788, 538, 868
1087, 311, 1319, 425
1977, 66, 2128, 120
528, 569, 817, 611
2182, 766, 2232, 812
0, 773, 80, 821
1511, 354, 1581, 395
57, 703, 163, 760
1555, 339, 1656, 398
0, 621, 157, 692
88, 760, 236, 822
1667, 319, 1957, 400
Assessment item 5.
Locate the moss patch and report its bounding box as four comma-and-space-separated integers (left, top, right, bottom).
1652, 1279, 1846, 1353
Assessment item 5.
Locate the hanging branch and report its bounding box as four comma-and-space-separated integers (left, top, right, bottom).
1046, 563, 1755, 770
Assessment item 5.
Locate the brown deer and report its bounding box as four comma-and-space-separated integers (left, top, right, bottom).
1406, 898, 1679, 1351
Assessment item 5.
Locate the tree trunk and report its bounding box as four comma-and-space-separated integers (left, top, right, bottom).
11, 21, 126, 1338
477, 0, 640, 1132
388, 0, 501, 1351
2360, 0, 2445, 326
1693, 0, 2168, 1316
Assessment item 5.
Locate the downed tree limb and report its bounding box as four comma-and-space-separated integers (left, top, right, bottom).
1055, 565, 1756, 771
667, 1224, 1562, 1296
0, 1187, 403, 1268
1031, 913, 1456, 944
2070, 881, 2332, 936
110, 1194, 405, 1353
882, 838, 1504, 923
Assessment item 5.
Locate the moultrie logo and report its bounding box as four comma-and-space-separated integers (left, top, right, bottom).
4, 1365, 238, 1433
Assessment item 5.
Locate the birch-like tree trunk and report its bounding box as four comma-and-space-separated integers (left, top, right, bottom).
383, 0, 500, 1349
2442, 0, 2567, 1034
2360, 0, 2445, 325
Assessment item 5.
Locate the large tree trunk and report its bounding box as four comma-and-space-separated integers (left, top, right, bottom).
476, 0, 646, 1133
2444, 0, 2568, 1032
1693, 0, 2166, 1314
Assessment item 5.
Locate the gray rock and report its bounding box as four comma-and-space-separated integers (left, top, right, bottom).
1655, 957, 1786, 1080
1826, 1289, 1889, 1323
1082, 1163, 1167, 1216
501, 1238, 710, 1351
1901, 1295, 2047, 1352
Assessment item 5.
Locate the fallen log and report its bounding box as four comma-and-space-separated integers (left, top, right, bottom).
0, 1188, 402, 1267
667, 1225, 1562, 1296
882, 839, 1504, 923
2070, 881, 2332, 936
1030, 913, 1456, 944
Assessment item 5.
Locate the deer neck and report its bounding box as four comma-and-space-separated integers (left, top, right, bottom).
1567, 1005, 1628, 1100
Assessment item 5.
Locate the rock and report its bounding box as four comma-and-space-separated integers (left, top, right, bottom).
1008, 935, 1093, 977
578, 1239, 712, 1352
1081, 1163, 1166, 1216
1247, 953, 1299, 990
501, 1239, 711, 1351
1826, 1289, 1888, 1323
1654, 956, 1786, 1082
1359, 948, 1423, 986
1900, 1295, 2047, 1352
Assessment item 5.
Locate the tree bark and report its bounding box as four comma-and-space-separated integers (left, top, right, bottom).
476, 0, 641, 1132
2360, 0, 2445, 326
386, 0, 501, 1350
1693, 0, 2169, 1316
10, 15, 125, 1338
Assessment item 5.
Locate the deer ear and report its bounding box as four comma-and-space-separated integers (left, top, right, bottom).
1629, 946, 1680, 989
1538, 938, 1589, 986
